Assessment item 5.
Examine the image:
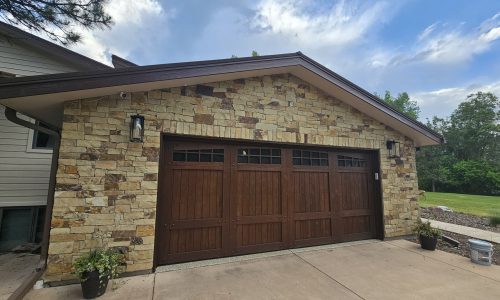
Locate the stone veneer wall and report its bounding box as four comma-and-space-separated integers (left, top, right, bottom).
46, 74, 419, 281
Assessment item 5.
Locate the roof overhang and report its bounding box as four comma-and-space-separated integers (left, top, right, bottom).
0, 52, 443, 146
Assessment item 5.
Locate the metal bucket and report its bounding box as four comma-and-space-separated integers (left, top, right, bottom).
468, 239, 493, 266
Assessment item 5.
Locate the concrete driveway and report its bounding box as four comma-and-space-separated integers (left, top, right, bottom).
0, 253, 39, 300
25, 240, 500, 300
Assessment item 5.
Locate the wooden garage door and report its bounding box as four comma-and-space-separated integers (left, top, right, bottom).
156, 137, 381, 265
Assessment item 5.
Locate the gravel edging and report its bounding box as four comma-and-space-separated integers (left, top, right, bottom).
407, 231, 499, 266
421, 207, 500, 233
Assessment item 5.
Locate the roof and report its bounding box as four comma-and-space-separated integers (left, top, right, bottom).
0, 21, 112, 71
111, 54, 138, 68
0, 52, 443, 146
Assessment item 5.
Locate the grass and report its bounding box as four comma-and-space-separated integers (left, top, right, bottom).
420, 192, 500, 217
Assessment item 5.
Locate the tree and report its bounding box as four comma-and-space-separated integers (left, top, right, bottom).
231, 50, 260, 59
0, 0, 112, 45
376, 91, 421, 120
450, 160, 500, 195
416, 92, 500, 195
446, 92, 499, 162
416, 117, 454, 192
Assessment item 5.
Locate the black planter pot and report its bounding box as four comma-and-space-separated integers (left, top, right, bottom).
80, 271, 109, 299
420, 235, 438, 251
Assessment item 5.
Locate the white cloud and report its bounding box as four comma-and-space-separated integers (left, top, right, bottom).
251, 0, 391, 48
2, 0, 169, 65
418, 23, 438, 41
479, 26, 500, 43
105, 0, 164, 25
68, 0, 168, 65
370, 13, 500, 68
411, 80, 500, 120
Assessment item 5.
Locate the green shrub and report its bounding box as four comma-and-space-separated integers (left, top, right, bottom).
414, 220, 442, 238
73, 249, 124, 282
450, 160, 500, 195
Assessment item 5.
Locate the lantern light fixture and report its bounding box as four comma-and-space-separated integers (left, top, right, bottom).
386, 140, 401, 158
130, 114, 144, 142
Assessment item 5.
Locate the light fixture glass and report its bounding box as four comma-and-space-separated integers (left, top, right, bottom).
386, 140, 400, 158
130, 115, 144, 142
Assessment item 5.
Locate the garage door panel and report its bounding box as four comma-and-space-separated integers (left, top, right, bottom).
168, 226, 223, 254
235, 170, 281, 217
291, 170, 332, 245
294, 218, 332, 241
171, 169, 223, 220
292, 171, 330, 213
335, 175, 373, 217
334, 153, 376, 242
233, 167, 285, 253
166, 248, 224, 263
237, 222, 283, 247
336, 173, 371, 211
342, 215, 372, 235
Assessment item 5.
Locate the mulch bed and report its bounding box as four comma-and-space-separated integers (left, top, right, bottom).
407, 231, 499, 266
421, 207, 500, 233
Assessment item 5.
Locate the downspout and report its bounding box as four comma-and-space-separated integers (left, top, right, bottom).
4, 107, 61, 299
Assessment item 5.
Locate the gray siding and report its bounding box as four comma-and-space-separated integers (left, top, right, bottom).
0, 33, 81, 76
0, 31, 90, 207
0, 106, 52, 206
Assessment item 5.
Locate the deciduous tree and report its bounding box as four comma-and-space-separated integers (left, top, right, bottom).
376, 90, 420, 120
416, 92, 500, 195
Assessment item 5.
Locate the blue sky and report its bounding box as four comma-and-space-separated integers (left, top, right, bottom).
62, 0, 500, 121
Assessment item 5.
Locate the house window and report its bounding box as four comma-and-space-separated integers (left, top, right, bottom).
292, 150, 328, 166
237, 148, 281, 164
173, 149, 224, 162
32, 121, 55, 150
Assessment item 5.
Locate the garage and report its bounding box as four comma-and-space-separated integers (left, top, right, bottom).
156, 136, 383, 265
0, 52, 443, 280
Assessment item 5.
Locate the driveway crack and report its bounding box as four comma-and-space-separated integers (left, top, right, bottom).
152, 273, 156, 300
292, 252, 366, 300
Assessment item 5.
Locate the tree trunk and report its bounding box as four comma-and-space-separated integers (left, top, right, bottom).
432, 179, 436, 192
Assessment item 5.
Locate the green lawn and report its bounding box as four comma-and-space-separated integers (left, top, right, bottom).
420, 192, 500, 217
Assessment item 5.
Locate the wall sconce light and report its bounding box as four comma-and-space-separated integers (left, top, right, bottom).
386, 140, 400, 158
130, 114, 144, 142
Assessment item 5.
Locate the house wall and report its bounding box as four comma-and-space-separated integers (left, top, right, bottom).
0, 105, 52, 207
45, 74, 419, 281
0, 29, 87, 209
0, 33, 82, 76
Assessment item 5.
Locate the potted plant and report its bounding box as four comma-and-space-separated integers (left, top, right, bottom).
414, 220, 441, 250
73, 249, 124, 299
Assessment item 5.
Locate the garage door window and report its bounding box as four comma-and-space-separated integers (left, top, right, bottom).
337, 155, 367, 168
292, 150, 328, 166
173, 149, 224, 162
237, 148, 281, 164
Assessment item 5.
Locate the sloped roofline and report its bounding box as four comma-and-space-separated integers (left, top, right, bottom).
0, 21, 112, 71
111, 54, 138, 68
0, 51, 443, 145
